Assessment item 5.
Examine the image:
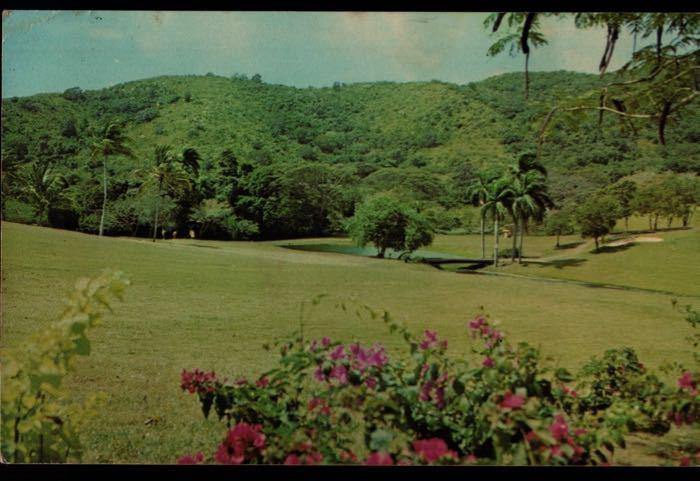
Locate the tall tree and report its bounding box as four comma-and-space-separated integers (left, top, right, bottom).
466, 171, 497, 259
15, 161, 67, 222
140, 145, 191, 242
510, 170, 553, 263
90, 124, 133, 237
481, 177, 513, 267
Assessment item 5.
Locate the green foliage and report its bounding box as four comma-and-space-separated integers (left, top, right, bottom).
575, 194, 621, 250
1, 270, 129, 463
544, 209, 574, 246
348, 195, 434, 258
179, 302, 700, 465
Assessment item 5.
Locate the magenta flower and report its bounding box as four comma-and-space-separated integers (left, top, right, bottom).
284, 454, 300, 465
314, 366, 325, 382
177, 452, 204, 464
482, 357, 494, 368
329, 365, 349, 384
549, 415, 569, 441
180, 368, 217, 395
329, 345, 346, 360
678, 371, 698, 395
468, 317, 486, 330
412, 438, 457, 463
366, 376, 378, 389
365, 452, 394, 465
255, 376, 270, 388
215, 423, 266, 465
499, 391, 525, 410
321, 337, 331, 347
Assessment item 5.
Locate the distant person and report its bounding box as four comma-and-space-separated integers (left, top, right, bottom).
172, 231, 178, 239
189, 229, 196, 239
161, 227, 167, 240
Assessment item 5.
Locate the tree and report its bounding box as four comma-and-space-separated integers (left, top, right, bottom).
484, 13, 550, 100
545, 209, 574, 247
575, 194, 621, 251
348, 196, 434, 258
480, 177, 514, 267
90, 123, 134, 237
509, 170, 553, 262
15, 161, 68, 222
140, 145, 191, 242
466, 170, 497, 259
181, 147, 201, 178
189, 199, 233, 238
608, 180, 638, 232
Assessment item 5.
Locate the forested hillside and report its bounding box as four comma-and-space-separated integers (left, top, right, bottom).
2, 71, 698, 239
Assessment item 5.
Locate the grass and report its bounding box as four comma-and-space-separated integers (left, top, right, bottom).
1, 220, 698, 463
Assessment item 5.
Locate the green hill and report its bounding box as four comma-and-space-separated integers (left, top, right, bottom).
2, 71, 699, 237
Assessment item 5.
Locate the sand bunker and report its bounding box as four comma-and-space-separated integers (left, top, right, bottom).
606, 236, 664, 247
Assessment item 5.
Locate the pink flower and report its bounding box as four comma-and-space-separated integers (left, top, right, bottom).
678, 371, 698, 395
482, 357, 494, 368
284, 454, 300, 465
465, 454, 477, 463
412, 438, 457, 463
680, 456, 690, 467
550, 445, 562, 458
468, 317, 486, 330
365, 452, 394, 465
366, 376, 378, 389
314, 366, 325, 382
321, 337, 331, 347
329, 345, 346, 360
215, 423, 266, 465
419, 330, 436, 350
525, 431, 539, 444
499, 391, 525, 410
329, 365, 348, 384
549, 415, 569, 441
177, 452, 204, 464
574, 428, 588, 437
562, 385, 577, 398
256, 376, 270, 388
180, 368, 217, 395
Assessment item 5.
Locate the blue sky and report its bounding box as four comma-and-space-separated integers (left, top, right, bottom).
2, 11, 637, 98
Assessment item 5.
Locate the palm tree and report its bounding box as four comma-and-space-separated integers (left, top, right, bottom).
466, 172, 494, 259
480, 177, 513, 268
510, 171, 554, 263
15, 161, 67, 221
140, 145, 191, 242
91, 124, 134, 237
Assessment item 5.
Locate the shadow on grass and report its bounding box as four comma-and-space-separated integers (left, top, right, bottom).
531, 258, 588, 269
594, 243, 635, 254
555, 241, 585, 250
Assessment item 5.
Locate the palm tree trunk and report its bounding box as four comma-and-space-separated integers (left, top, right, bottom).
624, 216, 629, 233
653, 214, 659, 231
518, 218, 525, 263
493, 216, 499, 268
511, 217, 518, 263
152, 180, 163, 242
594, 236, 600, 252
99, 155, 107, 237
556, 233, 560, 248
480, 215, 485, 259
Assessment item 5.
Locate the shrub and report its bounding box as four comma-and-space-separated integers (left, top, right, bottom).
348, 196, 434, 258
1, 270, 129, 463
178, 302, 700, 466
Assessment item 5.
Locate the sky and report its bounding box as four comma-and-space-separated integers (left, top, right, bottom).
1, 11, 638, 98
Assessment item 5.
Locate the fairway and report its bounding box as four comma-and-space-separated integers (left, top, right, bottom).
1, 220, 697, 463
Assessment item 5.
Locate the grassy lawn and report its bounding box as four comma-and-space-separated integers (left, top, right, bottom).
1, 220, 698, 463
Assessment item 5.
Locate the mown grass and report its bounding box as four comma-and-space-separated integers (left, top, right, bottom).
1, 220, 698, 463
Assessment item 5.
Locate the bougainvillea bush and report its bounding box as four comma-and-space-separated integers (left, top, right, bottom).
179, 302, 700, 466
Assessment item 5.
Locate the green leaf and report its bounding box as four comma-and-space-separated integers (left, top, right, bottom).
74, 335, 91, 356
453, 379, 465, 395
369, 429, 394, 451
